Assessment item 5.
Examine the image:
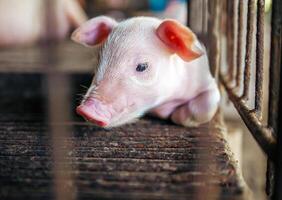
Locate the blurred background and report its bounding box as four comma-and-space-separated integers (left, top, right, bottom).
0, 0, 188, 47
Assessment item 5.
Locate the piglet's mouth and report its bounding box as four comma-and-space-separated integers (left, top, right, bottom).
76, 100, 112, 127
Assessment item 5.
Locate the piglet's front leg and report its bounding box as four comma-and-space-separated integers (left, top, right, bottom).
171, 88, 220, 127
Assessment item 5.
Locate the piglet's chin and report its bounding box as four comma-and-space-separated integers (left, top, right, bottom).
76, 99, 112, 127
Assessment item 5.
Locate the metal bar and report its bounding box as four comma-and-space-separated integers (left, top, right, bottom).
255, 0, 265, 119
202, 0, 207, 35
207, 0, 220, 79
44, 1, 76, 200
236, 0, 244, 88
213, 0, 221, 81
227, 0, 238, 82
225, 1, 234, 84
187, 0, 203, 34
220, 74, 276, 160
225, 0, 231, 78
242, 0, 255, 100
47, 73, 76, 200
268, 0, 282, 134
272, 0, 282, 198
187, 0, 191, 27
273, 39, 282, 199
266, 158, 275, 198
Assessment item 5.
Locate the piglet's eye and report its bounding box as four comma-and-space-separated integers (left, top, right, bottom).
136, 62, 148, 72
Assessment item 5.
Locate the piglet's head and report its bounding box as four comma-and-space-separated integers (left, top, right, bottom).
72, 16, 204, 128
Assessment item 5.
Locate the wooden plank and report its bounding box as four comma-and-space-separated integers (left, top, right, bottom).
0, 113, 244, 200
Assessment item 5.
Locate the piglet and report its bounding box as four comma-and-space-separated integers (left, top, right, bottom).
72, 16, 220, 128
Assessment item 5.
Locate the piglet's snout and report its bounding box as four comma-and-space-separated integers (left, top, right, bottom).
76, 99, 112, 127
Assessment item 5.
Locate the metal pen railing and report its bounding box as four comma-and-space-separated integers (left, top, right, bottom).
221, 0, 277, 159
189, 0, 277, 159
188, 0, 282, 198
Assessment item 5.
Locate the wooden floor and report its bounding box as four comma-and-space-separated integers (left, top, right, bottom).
0, 42, 245, 200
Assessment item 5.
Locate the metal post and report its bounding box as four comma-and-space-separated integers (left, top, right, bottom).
272, 0, 282, 197
44, 1, 76, 200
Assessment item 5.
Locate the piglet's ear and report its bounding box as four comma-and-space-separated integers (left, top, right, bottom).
156, 19, 204, 62
71, 16, 117, 47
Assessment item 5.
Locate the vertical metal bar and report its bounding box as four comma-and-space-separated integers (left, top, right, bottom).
266, 158, 275, 198
207, 0, 221, 79
273, 36, 282, 200
201, 0, 207, 35
236, 0, 244, 88
268, 0, 282, 134
226, 0, 232, 80
242, 0, 255, 100
271, 0, 282, 199
43, 0, 62, 42
187, 0, 191, 27
187, 0, 203, 34
255, 0, 265, 119
44, 1, 76, 200
230, 0, 238, 83
47, 73, 76, 200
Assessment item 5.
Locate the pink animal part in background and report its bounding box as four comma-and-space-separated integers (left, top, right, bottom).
0, 0, 87, 47
72, 16, 220, 128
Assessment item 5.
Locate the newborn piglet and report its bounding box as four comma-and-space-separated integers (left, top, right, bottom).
72, 16, 220, 128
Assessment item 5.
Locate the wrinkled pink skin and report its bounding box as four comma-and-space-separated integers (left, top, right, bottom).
74, 16, 220, 128
0, 0, 87, 47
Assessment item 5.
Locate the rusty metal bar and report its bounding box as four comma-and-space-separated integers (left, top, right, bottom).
230, 0, 238, 82
236, 0, 244, 88
267, 158, 275, 197
271, 0, 282, 199
255, 0, 265, 119
242, 0, 255, 100
220, 74, 276, 160
226, 0, 234, 82
207, 0, 221, 79
268, 1, 282, 134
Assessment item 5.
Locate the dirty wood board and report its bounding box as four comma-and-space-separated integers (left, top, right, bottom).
0, 115, 244, 200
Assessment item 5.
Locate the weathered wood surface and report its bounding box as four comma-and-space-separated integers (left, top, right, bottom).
0, 42, 244, 199
0, 115, 244, 200
0, 42, 93, 73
